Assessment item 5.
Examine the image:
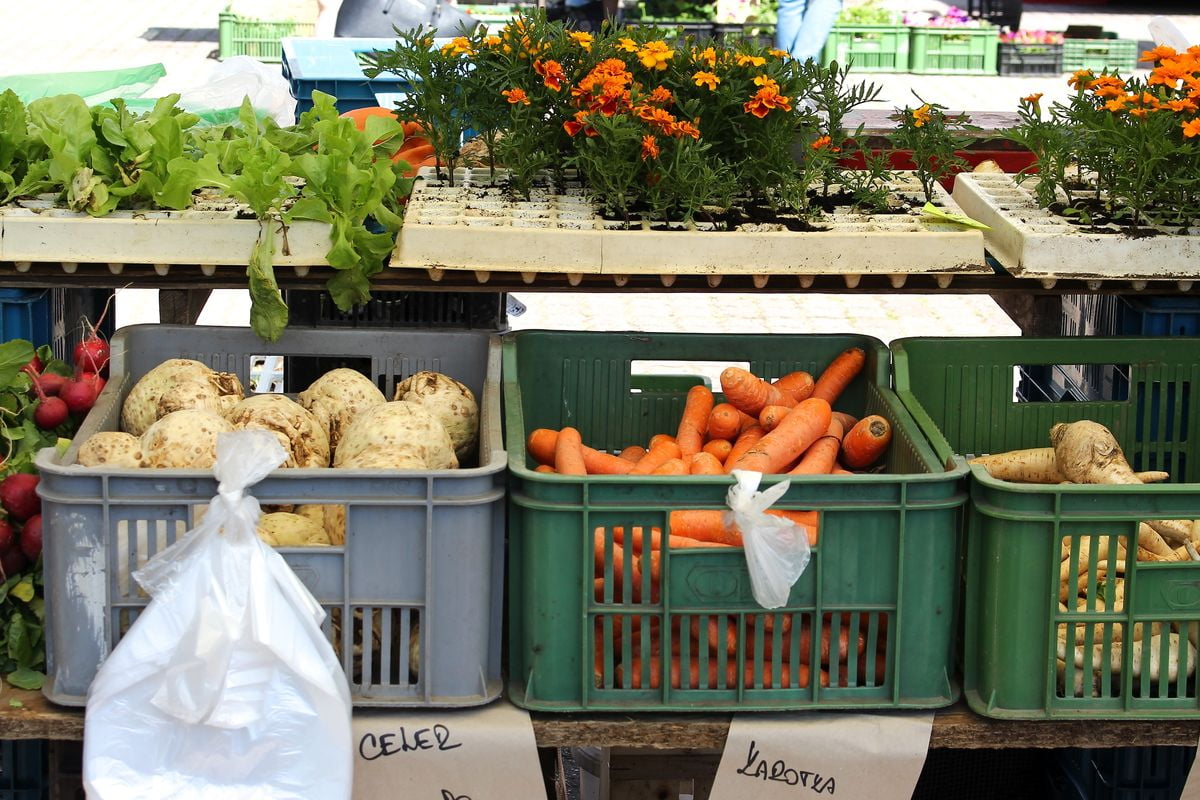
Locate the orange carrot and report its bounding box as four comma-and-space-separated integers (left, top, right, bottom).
618, 445, 647, 463
669, 510, 744, 546
676, 385, 714, 457
594, 532, 641, 592
584, 449, 637, 475
535, 464, 556, 474
612, 526, 731, 553
773, 371, 815, 403
724, 425, 764, 468
702, 439, 733, 462
720, 367, 795, 416
651, 458, 688, 475
812, 347, 866, 405
649, 433, 676, 449
528, 428, 634, 474
831, 411, 859, 432
631, 438, 682, 475
555, 427, 586, 475
738, 410, 760, 433
727, 398, 833, 474
832, 465, 854, 475
841, 415, 892, 469
758, 404, 792, 432
689, 452, 725, 475
527, 428, 558, 465
790, 419, 844, 475
706, 403, 742, 442
620, 657, 821, 690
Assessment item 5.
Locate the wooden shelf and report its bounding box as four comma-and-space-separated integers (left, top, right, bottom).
5, 690, 1197, 750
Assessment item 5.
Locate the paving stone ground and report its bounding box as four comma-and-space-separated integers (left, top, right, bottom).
3, 1, 1193, 337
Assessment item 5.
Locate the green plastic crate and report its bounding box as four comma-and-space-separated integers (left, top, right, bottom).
219, 10, 315, 63
893, 337, 1200, 719
504, 331, 966, 712
822, 24, 910, 72
909, 26, 999, 75
1062, 38, 1139, 74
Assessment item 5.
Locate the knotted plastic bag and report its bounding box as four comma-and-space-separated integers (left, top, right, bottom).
726, 469, 813, 609
83, 430, 353, 800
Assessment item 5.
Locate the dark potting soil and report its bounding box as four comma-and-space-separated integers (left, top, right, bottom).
1048, 199, 1164, 238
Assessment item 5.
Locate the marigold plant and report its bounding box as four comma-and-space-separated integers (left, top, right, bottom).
1007, 44, 1200, 230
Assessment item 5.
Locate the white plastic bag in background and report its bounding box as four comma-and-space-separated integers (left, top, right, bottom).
726, 470, 813, 609
83, 430, 353, 800
178, 57, 298, 127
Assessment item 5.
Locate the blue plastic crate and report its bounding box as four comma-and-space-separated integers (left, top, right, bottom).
1049, 746, 1196, 800
0, 289, 51, 348
282, 37, 423, 116
1119, 296, 1200, 336
0, 740, 47, 800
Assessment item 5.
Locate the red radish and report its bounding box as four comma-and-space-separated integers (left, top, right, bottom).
19, 515, 40, 561
0, 548, 27, 578
33, 373, 66, 397
60, 379, 98, 415
34, 397, 69, 430
0, 474, 40, 522
77, 372, 106, 396
0, 520, 15, 553
21, 354, 43, 378
74, 337, 110, 375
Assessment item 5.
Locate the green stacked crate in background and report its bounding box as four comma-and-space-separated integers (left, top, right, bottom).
1062, 38, 1139, 73
822, 24, 911, 72
219, 10, 315, 62
909, 25, 999, 74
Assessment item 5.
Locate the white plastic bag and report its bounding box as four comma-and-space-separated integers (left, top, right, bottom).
726, 469, 813, 609
178, 57, 298, 127
83, 430, 353, 800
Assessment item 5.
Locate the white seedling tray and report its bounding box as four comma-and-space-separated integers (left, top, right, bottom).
392, 168, 989, 288
0, 189, 335, 274
953, 173, 1200, 289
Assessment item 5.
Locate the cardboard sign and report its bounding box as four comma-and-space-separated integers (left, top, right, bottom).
1176, 742, 1200, 800
709, 712, 934, 799
353, 702, 545, 800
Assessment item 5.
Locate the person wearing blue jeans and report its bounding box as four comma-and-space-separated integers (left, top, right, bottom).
775, 0, 842, 64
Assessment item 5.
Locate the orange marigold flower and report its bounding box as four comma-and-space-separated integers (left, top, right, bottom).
1094, 84, 1126, 99
768, 48, 790, 58
534, 59, 566, 91
502, 87, 530, 105
735, 54, 767, 67
638, 41, 675, 71
753, 74, 780, 92
693, 70, 720, 90
1104, 97, 1128, 112
695, 46, 718, 66
563, 110, 596, 137
1068, 69, 1094, 90
1142, 45, 1177, 62
648, 86, 674, 105
1167, 98, 1199, 113
811, 135, 832, 150
641, 134, 661, 160
912, 104, 933, 128
672, 120, 701, 139
1183, 118, 1200, 138
569, 31, 594, 51
1130, 107, 1150, 118
743, 87, 792, 118
617, 37, 638, 53
441, 36, 474, 56
483, 34, 501, 46
1023, 92, 1043, 104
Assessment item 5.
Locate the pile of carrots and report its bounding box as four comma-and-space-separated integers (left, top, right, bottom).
527, 346, 893, 479
524, 347, 898, 691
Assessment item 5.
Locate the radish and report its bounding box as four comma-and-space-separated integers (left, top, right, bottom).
0, 548, 27, 578
0, 520, 15, 553
77, 371, 106, 397
19, 514, 40, 561
33, 373, 66, 397
34, 397, 69, 430
21, 354, 43, 378
60, 378, 98, 416
0, 473, 40, 522
74, 337, 110, 375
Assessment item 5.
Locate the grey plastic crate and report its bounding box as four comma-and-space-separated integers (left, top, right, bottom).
38, 325, 505, 708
